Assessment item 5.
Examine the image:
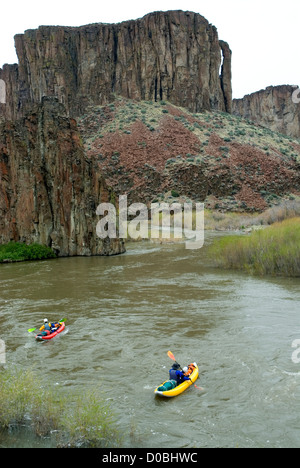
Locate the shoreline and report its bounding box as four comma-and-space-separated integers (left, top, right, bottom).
1, 200, 299, 263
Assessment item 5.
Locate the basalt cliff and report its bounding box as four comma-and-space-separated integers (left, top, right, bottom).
0, 97, 125, 256
0, 10, 232, 121
233, 85, 300, 139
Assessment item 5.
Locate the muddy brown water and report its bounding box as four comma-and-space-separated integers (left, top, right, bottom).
0, 233, 299, 448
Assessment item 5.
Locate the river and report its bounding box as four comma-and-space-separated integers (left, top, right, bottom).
0, 233, 299, 448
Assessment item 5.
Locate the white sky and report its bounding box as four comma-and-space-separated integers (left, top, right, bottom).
0, 0, 299, 98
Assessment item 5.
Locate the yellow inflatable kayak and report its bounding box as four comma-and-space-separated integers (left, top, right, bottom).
154, 363, 199, 397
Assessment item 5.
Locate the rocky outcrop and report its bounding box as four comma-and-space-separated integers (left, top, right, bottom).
0, 97, 125, 256
232, 85, 300, 139
0, 10, 232, 120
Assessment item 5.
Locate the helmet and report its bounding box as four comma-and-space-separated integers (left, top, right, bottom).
44, 318, 48, 323
183, 367, 188, 373
172, 363, 180, 370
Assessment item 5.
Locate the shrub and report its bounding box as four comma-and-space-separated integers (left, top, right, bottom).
0, 368, 39, 428
0, 242, 56, 263
63, 390, 120, 448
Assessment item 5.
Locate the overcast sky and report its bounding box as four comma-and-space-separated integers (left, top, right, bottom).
0, 0, 299, 98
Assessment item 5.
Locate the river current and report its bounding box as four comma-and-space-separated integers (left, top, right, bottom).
0, 233, 299, 448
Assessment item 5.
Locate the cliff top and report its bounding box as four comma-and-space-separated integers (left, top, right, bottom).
234, 84, 299, 101
15, 10, 212, 36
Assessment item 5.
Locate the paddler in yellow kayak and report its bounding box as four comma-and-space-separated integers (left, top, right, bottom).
169, 362, 192, 386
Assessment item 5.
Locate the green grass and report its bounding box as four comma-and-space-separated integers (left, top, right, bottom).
208, 217, 300, 277
0, 367, 120, 447
0, 242, 56, 263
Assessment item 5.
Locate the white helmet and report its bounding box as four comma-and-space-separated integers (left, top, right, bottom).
183, 366, 188, 373
44, 318, 48, 323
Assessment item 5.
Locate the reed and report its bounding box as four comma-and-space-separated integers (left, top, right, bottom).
208, 217, 300, 277
0, 367, 119, 447
62, 390, 121, 448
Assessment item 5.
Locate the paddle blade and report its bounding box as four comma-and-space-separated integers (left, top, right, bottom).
167, 351, 176, 361
195, 385, 204, 391
28, 328, 37, 333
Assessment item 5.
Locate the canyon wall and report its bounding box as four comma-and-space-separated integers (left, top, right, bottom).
0, 10, 232, 120
233, 85, 300, 139
0, 97, 125, 256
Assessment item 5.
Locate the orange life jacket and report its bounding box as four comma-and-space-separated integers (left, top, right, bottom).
184, 363, 195, 376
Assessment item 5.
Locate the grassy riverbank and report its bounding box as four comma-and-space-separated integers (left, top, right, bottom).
0, 367, 120, 447
208, 217, 300, 277
0, 242, 56, 263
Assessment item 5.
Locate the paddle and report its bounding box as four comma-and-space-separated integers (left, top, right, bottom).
167, 350, 183, 370
167, 350, 203, 390
27, 318, 66, 333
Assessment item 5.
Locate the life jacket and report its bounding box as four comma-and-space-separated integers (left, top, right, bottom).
40, 322, 51, 332
184, 364, 195, 377
169, 368, 184, 384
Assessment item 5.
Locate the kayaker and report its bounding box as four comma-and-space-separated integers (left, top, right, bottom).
183, 363, 196, 377
169, 363, 191, 386
39, 318, 51, 336
38, 318, 60, 336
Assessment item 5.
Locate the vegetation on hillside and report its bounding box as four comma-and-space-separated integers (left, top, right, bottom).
77, 97, 300, 212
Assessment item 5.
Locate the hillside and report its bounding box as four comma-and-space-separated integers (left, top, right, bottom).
77, 97, 300, 212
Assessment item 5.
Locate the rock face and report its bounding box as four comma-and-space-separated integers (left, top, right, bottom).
0, 9, 232, 255
0, 10, 232, 120
232, 85, 300, 139
0, 97, 125, 256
